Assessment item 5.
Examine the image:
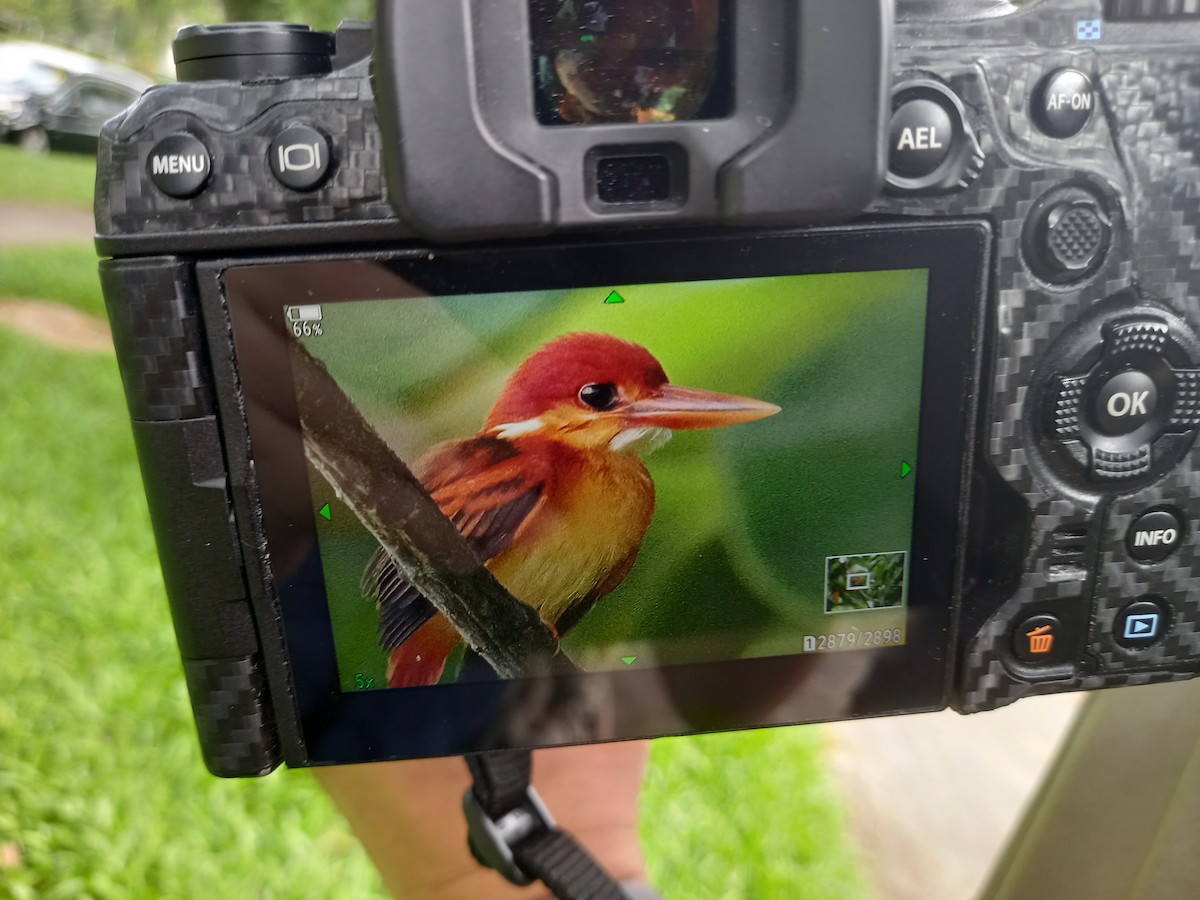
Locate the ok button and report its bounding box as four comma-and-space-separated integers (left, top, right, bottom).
1093, 370, 1158, 436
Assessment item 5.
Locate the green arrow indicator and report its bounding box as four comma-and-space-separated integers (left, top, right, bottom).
319, 503, 332, 521
605, 291, 626, 305
620, 656, 637, 666
900, 461, 913, 479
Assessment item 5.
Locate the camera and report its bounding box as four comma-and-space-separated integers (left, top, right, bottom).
97, 0, 1200, 777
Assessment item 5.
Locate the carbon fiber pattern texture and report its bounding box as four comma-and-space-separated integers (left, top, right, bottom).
100, 258, 213, 422
885, 10, 1200, 709
95, 0, 1200, 730
183, 657, 281, 777
96, 59, 393, 237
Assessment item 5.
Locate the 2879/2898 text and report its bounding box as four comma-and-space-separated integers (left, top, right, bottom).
803, 629, 904, 652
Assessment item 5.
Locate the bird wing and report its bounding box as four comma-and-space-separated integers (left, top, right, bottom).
363, 436, 549, 652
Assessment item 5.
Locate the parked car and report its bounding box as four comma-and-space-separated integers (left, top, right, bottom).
0, 41, 152, 154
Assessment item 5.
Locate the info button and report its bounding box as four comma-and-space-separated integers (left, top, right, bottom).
1127, 508, 1184, 563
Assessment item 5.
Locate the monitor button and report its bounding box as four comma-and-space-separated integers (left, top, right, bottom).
1012, 613, 1069, 665
1032, 68, 1095, 139
1113, 597, 1171, 649
147, 134, 212, 199
269, 125, 333, 191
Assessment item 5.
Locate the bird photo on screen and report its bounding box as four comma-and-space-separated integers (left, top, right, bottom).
363, 331, 780, 687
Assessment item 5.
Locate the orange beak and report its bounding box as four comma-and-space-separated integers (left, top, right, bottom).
621, 384, 781, 430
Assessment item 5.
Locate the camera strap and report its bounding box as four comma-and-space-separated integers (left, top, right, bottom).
464, 749, 632, 899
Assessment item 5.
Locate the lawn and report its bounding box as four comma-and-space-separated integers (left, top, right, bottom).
0, 146, 96, 209
0, 151, 871, 899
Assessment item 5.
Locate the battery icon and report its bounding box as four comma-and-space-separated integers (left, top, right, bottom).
286, 305, 323, 323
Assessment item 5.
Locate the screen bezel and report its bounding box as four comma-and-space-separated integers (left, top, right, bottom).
205, 222, 989, 764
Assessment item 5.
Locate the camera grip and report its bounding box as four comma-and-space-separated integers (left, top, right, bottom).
102, 258, 281, 777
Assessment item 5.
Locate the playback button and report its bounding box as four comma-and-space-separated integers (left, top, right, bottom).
1114, 597, 1171, 650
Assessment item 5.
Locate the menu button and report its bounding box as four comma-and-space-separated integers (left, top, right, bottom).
147, 134, 211, 198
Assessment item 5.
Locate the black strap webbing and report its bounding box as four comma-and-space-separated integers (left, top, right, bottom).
465, 749, 631, 900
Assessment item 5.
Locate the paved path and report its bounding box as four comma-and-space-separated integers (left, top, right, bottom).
0, 201, 94, 245
823, 693, 1084, 900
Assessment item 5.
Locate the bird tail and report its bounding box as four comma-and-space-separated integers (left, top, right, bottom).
387, 615, 461, 688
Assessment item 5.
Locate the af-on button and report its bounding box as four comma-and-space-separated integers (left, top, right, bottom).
147, 134, 211, 199
1032, 69, 1095, 139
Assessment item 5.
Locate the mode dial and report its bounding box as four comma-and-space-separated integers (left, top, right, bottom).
173, 23, 335, 82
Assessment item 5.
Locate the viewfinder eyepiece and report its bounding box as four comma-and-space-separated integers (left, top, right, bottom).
528, 0, 732, 125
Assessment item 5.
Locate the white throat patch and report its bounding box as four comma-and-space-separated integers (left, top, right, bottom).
610, 426, 673, 455
491, 418, 545, 439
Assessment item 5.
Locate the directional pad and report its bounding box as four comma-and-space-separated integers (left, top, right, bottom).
1043, 313, 1200, 483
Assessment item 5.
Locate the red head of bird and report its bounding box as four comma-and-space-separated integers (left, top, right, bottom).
484, 332, 780, 453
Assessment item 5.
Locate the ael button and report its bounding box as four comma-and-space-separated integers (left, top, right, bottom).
1012, 613, 1071, 665
886, 80, 983, 194
1113, 597, 1171, 650
888, 99, 953, 179
269, 125, 333, 191
1127, 508, 1185, 563
147, 134, 211, 199
1033, 69, 1095, 139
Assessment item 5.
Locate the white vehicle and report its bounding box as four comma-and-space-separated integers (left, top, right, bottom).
0, 41, 152, 154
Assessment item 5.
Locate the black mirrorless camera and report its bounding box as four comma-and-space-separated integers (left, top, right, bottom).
97, 0, 1200, 777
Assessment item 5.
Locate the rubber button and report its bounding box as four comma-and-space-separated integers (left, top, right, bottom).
1127, 508, 1184, 563
1012, 613, 1069, 664
888, 99, 954, 179
1093, 370, 1159, 436
1114, 597, 1170, 649
147, 134, 211, 198
1033, 69, 1095, 138
268, 125, 333, 191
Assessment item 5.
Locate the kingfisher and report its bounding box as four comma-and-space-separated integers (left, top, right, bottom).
363, 332, 780, 687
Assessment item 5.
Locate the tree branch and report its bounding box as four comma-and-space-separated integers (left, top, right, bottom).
289, 338, 576, 679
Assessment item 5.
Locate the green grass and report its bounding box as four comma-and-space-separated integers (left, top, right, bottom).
0, 328, 388, 899
0, 153, 872, 899
643, 730, 869, 899
0, 145, 97, 209
0, 243, 104, 316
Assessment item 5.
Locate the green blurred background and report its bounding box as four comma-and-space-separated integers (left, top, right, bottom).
289, 271, 925, 690
0, 114, 871, 900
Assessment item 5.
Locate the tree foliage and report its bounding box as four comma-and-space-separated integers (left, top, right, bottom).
2, 0, 370, 75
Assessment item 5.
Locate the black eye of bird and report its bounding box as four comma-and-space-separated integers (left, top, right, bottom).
579, 382, 619, 411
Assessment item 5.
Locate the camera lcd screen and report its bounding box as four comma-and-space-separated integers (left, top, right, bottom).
216, 225, 986, 762
529, 0, 734, 125
306, 271, 919, 691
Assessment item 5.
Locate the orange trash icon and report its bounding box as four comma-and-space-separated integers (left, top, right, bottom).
1026, 624, 1055, 655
